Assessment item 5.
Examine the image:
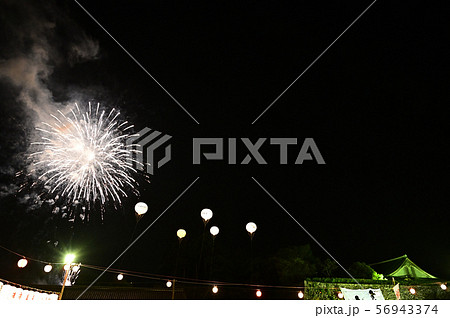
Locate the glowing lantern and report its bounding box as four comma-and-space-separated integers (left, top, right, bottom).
17, 258, 28, 268
201, 208, 213, 222
44, 264, 52, 273
72, 265, 80, 272
63, 264, 70, 271
210, 226, 219, 236
117, 274, 124, 281
440, 284, 447, 291
177, 229, 186, 239
298, 291, 304, 299
409, 288, 416, 295
246, 222, 257, 234
337, 291, 344, 299
256, 289, 262, 298
166, 280, 172, 288
212, 285, 219, 294
135, 202, 148, 215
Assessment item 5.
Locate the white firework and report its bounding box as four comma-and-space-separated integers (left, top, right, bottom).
31, 102, 139, 204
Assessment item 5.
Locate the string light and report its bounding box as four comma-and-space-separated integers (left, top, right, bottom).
409, 288, 416, 295
166, 280, 172, 288
440, 284, 447, 291
63, 264, 70, 271
256, 289, 262, 298
17, 258, 28, 268
212, 285, 219, 294
298, 291, 304, 299
337, 291, 344, 299
43, 264, 52, 273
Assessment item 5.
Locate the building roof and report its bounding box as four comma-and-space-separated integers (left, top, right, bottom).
370, 255, 437, 280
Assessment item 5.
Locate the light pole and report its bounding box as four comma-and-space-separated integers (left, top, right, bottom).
172, 229, 186, 300
198, 208, 213, 279
209, 226, 219, 280
246, 222, 257, 283
59, 254, 75, 300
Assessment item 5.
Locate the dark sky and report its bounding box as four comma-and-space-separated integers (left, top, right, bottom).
0, 0, 449, 289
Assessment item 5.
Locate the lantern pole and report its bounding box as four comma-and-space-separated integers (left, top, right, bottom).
58, 266, 70, 300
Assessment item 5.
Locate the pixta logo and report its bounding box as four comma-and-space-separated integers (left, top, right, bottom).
193, 138, 325, 164
127, 127, 172, 175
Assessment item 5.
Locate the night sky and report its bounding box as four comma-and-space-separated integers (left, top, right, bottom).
0, 0, 449, 292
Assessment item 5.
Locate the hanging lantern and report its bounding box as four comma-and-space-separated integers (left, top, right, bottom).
166, 280, 172, 288
298, 291, 304, 299
440, 284, 447, 291
337, 291, 344, 299
409, 288, 416, 295
44, 264, 53, 273
17, 258, 28, 268
117, 274, 124, 281
212, 285, 219, 294
256, 289, 262, 298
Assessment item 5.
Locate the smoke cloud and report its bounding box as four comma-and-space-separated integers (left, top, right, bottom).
0, 0, 100, 122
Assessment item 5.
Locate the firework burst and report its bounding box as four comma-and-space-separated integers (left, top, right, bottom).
31, 102, 140, 204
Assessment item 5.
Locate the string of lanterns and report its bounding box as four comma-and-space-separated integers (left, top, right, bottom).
1, 204, 448, 299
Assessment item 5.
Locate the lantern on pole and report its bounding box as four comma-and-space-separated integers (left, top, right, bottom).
200, 208, 213, 225
210, 226, 219, 237
246, 222, 257, 239
134, 202, 148, 222
177, 229, 186, 241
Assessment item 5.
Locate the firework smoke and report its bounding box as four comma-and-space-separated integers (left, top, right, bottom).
31, 102, 140, 204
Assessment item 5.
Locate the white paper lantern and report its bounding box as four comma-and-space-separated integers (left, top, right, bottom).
210, 226, 219, 236
246, 222, 257, 234
17, 258, 28, 268
166, 280, 172, 288
177, 229, 186, 239
117, 274, 124, 281
135, 202, 148, 215
201, 208, 213, 221
44, 264, 53, 273
212, 285, 219, 294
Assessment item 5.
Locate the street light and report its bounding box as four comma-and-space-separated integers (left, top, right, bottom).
64, 254, 75, 264
44, 264, 52, 273
201, 208, 213, 224
210, 226, 219, 236
17, 258, 28, 268
59, 254, 76, 300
